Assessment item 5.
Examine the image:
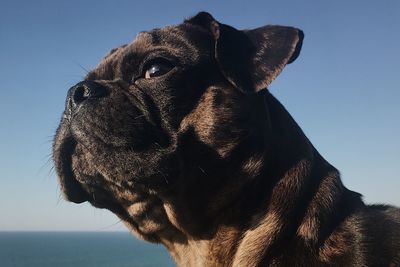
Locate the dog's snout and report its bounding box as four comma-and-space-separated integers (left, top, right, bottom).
69, 81, 108, 105
66, 81, 108, 116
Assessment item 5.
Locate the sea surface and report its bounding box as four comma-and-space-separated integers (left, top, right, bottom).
0, 232, 175, 267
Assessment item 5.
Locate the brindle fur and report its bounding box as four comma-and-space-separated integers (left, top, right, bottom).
53, 12, 400, 266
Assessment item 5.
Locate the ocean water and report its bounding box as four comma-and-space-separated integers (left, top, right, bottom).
0, 232, 175, 267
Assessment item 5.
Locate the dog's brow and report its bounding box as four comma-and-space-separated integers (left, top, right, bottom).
124, 47, 171, 60
134, 31, 152, 42
136, 31, 148, 37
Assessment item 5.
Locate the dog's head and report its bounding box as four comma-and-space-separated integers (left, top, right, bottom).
53, 12, 303, 241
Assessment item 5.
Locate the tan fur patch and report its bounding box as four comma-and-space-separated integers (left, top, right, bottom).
318, 226, 353, 264
233, 212, 282, 267
298, 171, 342, 242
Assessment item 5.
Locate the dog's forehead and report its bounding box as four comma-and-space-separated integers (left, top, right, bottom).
129, 30, 154, 52
86, 23, 213, 80
127, 23, 211, 55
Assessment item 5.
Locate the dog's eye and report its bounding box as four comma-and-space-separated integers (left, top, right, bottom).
144, 60, 173, 79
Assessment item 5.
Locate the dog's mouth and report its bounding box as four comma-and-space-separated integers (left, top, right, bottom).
53, 125, 89, 203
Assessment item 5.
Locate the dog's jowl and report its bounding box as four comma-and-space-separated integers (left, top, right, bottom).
53, 12, 400, 266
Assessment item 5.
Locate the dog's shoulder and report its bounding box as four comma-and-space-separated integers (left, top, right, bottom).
352, 204, 400, 265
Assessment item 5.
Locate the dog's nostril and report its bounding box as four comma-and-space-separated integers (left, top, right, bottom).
73, 85, 90, 104
67, 81, 109, 111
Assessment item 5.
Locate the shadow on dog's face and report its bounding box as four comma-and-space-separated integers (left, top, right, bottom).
53, 12, 303, 241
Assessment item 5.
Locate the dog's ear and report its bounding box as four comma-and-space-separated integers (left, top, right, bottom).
186, 12, 304, 92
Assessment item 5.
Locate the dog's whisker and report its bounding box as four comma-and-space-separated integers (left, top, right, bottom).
153, 142, 162, 149
38, 156, 56, 179
73, 61, 90, 74
56, 191, 63, 206
95, 220, 123, 231
134, 114, 146, 120
158, 171, 169, 185
198, 166, 206, 175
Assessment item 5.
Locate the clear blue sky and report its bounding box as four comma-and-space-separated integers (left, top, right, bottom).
0, 0, 399, 231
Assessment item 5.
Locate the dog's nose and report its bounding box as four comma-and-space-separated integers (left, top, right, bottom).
66, 81, 108, 115
68, 81, 108, 105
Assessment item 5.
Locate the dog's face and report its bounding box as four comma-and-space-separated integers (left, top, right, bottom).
53, 12, 303, 241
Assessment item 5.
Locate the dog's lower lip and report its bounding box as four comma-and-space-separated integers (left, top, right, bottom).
55, 135, 89, 203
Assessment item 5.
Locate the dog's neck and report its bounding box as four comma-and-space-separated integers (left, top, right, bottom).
155, 92, 364, 266
228, 92, 362, 266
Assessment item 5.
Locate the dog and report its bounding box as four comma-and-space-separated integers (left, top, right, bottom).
53, 12, 400, 266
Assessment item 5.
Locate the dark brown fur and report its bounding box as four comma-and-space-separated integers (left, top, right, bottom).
53, 12, 400, 266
